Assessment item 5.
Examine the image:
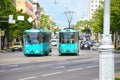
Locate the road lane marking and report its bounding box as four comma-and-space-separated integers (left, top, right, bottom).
67, 68, 83, 72
37, 64, 53, 68
8, 64, 19, 67
58, 62, 70, 64
72, 59, 97, 63
42, 71, 63, 77
86, 65, 98, 69
11, 66, 33, 71
54, 66, 66, 69
19, 76, 37, 80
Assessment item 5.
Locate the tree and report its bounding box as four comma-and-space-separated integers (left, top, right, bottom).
40, 14, 59, 32
88, 2, 104, 42
0, 0, 33, 49
111, 0, 120, 48
88, 0, 120, 46
9, 11, 32, 41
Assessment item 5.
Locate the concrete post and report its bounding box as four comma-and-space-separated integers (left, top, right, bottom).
99, 0, 114, 80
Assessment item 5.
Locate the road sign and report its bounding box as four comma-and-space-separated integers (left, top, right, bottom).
8, 19, 15, 24
17, 16, 24, 20
27, 17, 34, 23
9, 15, 13, 20
8, 15, 16, 24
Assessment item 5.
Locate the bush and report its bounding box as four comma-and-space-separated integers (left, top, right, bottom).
116, 47, 120, 51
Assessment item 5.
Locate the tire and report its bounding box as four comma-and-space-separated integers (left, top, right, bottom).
24, 54, 30, 57
12, 49, 14, 52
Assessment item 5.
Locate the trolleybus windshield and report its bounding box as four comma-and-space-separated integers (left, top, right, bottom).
24, 32, 42, 44
59, 32, 77, 44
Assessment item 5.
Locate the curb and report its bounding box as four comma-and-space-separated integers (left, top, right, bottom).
0, 49, 10, 53
115, 72, 120, 78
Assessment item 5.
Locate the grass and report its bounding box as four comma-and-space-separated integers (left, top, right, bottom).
115, 78, 120, 80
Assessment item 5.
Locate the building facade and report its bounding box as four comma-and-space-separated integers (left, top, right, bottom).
15, 0, 26, 13
15, 0, 34, 17
88, 0, 104, 19
14, 0, 40, 27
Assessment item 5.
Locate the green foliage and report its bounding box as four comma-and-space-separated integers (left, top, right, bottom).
0, 0, 32, 41
89, 0, 120, 35
9, 11, 32, 41
89, 4, 103, 34
40, 14, 60, 32
115, 78, 120, 80
111, 0, 120, 33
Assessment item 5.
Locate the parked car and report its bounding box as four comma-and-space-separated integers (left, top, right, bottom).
91, 42, 100, 51
10, 42, 22, 52
51, 39, 58, 46
80, 41, 91, 50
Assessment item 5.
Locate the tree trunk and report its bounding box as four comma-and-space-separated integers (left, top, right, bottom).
115, 32, 119, 49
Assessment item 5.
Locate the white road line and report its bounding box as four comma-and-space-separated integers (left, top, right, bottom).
19, 76, 37, 80
37, 64, 53, 68
58, 62, 70, 64
11, 66, 33, 71
42, 71, 63, 77
8, 64, 19, 67
86, 65, 98, 69
54, 66, 65, 69
72, 59, 97, 63
67, 68, 83, 72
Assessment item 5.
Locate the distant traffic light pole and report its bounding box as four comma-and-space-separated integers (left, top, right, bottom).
99, 0, 114, 80
64, 10, 74, 28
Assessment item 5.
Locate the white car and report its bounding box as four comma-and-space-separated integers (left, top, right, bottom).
51, 39, 58, 46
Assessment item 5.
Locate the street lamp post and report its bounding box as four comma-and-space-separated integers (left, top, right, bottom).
99, 0, 114, 80
64, 10, 74, 28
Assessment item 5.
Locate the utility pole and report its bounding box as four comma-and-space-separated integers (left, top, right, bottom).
64, 10, 74, 28
99, 0, 114, 80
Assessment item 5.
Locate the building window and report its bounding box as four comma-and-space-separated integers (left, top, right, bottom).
96, 0, 97, 3
96, 5, 97, 7
91, 9, 93, 11
92, 0, 94, 3
92, 5, 94, 7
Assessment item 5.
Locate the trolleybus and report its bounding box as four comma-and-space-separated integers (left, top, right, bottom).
23, 28, 52, 56
58, 28, 79, 55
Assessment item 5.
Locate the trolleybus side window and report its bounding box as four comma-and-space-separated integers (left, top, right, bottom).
43, 32, 51, 42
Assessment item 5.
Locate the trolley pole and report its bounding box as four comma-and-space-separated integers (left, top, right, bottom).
64, 10, 74, 28
99, 0, 114, 80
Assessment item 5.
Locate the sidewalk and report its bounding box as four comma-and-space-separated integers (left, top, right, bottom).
0, 49, 10, 53
116, 72, 120, 78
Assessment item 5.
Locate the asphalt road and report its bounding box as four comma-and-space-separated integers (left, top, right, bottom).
0, 47, 120, 80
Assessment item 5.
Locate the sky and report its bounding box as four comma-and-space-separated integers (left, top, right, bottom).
37, 0, 89, 28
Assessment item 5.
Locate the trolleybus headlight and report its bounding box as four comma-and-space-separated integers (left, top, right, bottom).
25, 50, 30, 53
36, 50, 40, 53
